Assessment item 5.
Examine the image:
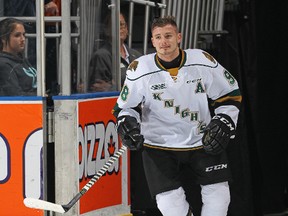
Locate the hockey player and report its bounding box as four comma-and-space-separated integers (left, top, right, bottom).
112, 16, 242, 216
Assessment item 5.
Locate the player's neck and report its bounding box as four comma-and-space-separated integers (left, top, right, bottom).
157, 49, 182, 69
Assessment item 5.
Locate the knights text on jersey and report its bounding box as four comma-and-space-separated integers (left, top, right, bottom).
115, 48, 242, 150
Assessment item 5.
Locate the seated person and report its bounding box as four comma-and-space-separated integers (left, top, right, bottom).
0, 18, 37, 96
88, 12, 142, 92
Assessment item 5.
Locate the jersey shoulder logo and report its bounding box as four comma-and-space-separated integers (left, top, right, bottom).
202, 51, 216, 64
128, 60, 139, 72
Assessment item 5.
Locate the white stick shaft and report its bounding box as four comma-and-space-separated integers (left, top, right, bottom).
23, 145, 128, 213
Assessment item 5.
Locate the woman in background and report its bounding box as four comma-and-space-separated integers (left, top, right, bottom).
0, 18, 37, 96
88, 12, 142, 92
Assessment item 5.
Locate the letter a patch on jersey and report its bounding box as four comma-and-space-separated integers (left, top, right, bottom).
195, 81, 205, 93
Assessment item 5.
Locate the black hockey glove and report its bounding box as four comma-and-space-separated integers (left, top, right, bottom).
202, 114, 236, 155
117, 115, 144, 151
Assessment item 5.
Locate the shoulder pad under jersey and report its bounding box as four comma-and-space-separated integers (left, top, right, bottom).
126, 53, 161, 81
184, 48, 218, 68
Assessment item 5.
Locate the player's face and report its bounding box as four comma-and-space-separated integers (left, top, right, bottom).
4, 24, 26, 55
151, 24, 182, 61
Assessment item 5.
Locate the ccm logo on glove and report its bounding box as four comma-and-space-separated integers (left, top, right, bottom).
202, 114, 236, 155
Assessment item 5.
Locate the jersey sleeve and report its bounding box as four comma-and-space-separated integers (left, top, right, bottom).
199, 51, 242, 125
112, 58, 147, 121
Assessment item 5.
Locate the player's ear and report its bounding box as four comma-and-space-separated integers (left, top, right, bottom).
151, 37, 156, 48
177, 32, 182, 44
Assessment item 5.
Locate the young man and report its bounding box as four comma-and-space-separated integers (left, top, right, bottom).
113, 16, 242, 216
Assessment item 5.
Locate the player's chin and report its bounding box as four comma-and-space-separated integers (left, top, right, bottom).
160, 50, 172, 56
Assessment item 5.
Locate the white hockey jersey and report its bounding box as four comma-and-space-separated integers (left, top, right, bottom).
113, 49, 242, 150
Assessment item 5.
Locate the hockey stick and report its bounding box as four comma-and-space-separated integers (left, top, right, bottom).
24, 145, 127, 213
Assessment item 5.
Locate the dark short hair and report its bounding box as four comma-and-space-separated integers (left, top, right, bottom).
151, 15, 178, 32
0, 18, 24, 51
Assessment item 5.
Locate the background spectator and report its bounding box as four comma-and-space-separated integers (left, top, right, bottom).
0, 18, 37, 96
3, 0, 60, 95
88, 12, 142, 92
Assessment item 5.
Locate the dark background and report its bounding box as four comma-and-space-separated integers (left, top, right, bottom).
130, 0, 288, 215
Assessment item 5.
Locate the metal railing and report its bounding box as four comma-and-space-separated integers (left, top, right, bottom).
0, 0, 227, 95
124, 0, 166, 54
124, 0, 226, 52
162, 0, 227, 49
